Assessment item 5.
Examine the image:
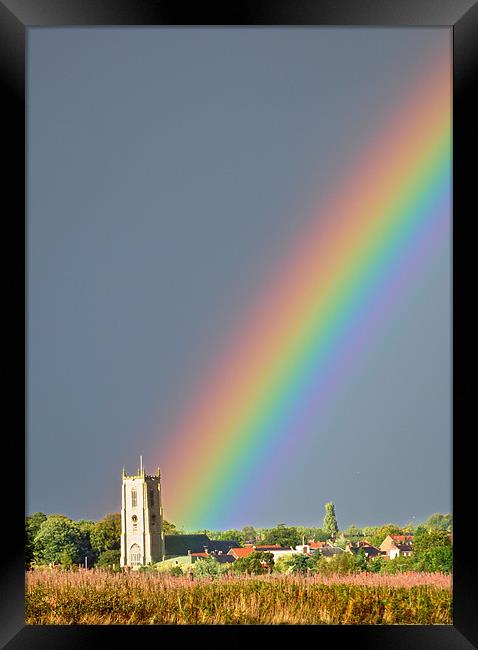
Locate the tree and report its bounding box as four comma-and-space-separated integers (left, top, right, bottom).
343, 524, 363, 540
322, 503, 339, 539
353, 548, 368, 572
381, 555, 415, 575
366, 556, 385, 573
425, 513, 453, 532
334, 534, 349, 550
25, 512, 47, 568
192, 556, 230, 577
169, 565, 184, 577
76, 520, 97, 566
289, 553, 310, 575
367, 524, 403, 548
214, 529, 245, 544
263, 524, 300, 548
90, 513, 121, 554
248, 551, 274, 574
233, 551, 274, 575
295, 526, 328, 543
412, 528, 452, 573
162, 520, 184, 535
413, 528, 451, 555
59, 549, 76, 571
242, 526, 257, 544
96, 549, 121, 569
33, 516, 85, 565
274, 556, 295, 574
308, 551, 357, 576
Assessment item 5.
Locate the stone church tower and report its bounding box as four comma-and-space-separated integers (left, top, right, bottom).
120, 458, 165, 567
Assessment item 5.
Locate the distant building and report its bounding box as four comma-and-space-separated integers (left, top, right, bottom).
163, 535, 240, 560
228, 547, 255, 560
208, 539, 241, 554
379, 535, 414, 559
296, 542, 330, 555
164, 534, 210, 559
346, 541, 385, 559
120, 459, 165, 567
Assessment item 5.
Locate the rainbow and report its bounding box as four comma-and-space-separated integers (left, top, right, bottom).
159, 47, 451, 530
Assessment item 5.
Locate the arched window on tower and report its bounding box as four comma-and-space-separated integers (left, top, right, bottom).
131, 488, 137, 508
130, 544, 141, 565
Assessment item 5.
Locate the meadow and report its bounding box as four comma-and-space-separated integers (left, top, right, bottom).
26, 569, 452, 625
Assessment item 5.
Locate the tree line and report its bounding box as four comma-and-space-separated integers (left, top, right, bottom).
25, 505, 452, 572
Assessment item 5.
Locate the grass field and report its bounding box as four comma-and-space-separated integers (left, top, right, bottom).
26, 569, 452, 625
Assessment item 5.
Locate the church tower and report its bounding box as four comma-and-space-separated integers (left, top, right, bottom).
120, 457, 165, 567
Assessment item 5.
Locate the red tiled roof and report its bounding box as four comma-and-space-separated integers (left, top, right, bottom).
190, 552, 208, 557
228, 547, 255, 558
390, 535, 414, 541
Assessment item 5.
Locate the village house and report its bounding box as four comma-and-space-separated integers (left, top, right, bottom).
164, 535, 240, 561
227, 544, 298, 563
346, 540, 385, 559
379, 534, 414, 559
227, 547, 255, 560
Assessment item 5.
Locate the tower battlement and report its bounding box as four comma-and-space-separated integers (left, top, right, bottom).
122, 468, 161, 480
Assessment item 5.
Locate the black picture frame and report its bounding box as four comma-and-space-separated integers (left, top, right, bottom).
3, 0, 477, 647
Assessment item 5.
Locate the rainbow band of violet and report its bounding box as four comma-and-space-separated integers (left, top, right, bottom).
160, 47, 451, 530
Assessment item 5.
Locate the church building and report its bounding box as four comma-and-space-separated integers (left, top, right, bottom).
120, 458, 165, 567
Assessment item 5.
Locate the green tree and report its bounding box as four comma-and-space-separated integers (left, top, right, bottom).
76, 520, 97, 566
308, 552, 357, 576
367, 556, 385, 573
96, 549, 121, 569
214, 529, 245, 544
295, 527, 328, 543
263, 524, 300, 548
425, 513, 453, 532
59, 549, 76, 571
334, 534, 348, 550
367, 524, 403, 548
381, 555, 415, 575
33, 516, 84, 565
289, 553, 310, 575
412, 528, 452, 573
233, 551, 274, 575
242, 526, 257, 544
25, 512, 47, 568
413, 528, 451, 555
90, 513, 121, 555
343, 524, 363, 540
322, 503, 339, 539
162, 520, 184, 535
248, 551, 274, 574
192, 556, 229, 577
169, 565, 184, 577
353, 548, 368, 572
274, 556, 295, 574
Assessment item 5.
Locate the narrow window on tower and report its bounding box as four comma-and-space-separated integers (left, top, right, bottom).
131, 488, 137, 508
149, 489, 154, 507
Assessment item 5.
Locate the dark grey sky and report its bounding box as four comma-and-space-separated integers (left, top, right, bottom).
27, 28, 451, 530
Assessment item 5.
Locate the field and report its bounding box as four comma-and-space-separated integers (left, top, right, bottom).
26, 569, 452, 625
